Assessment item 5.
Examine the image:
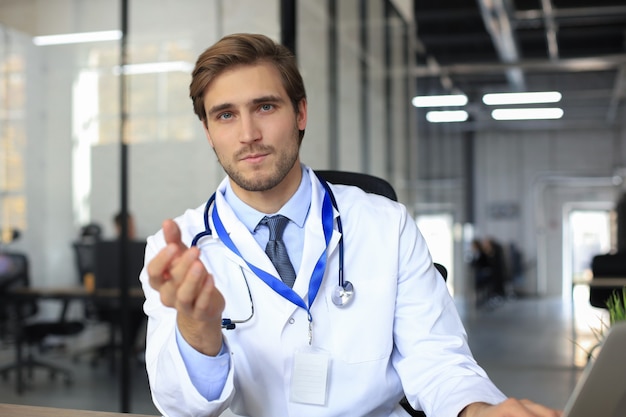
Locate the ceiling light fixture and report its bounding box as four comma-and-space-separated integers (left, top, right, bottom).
426, 110, 469, 123
491, 108, 564, 120
113, 61, 194, 75
412, 94, 468, 108
482, 91, 562, 105
33, 30, 123, 46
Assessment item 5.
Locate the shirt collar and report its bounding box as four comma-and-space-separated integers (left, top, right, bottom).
223, 165, 311, 233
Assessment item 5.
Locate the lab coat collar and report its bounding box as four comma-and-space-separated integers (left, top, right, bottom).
206, 168, 341, 315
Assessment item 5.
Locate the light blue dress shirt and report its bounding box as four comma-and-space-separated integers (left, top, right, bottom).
176, 166, 312, 401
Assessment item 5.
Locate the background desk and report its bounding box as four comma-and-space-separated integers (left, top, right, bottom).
5, 287, 144, 400
587, 278, 626, 288
9, 286, 144, 299
0, 403, 158, 417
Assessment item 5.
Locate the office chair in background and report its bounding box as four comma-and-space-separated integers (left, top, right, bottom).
589, 252, 626, 309
71, 223, 108, 367
71, 240, 108, 367
72, 238, 147, 372
0, 251, 85, 393
91, 239, 147, 369
315, 170, 446, 417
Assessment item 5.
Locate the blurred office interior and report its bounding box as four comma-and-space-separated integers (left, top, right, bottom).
0, 0, 624, 414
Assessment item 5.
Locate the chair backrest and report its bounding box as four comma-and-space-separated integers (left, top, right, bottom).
93, 240, 146, 289
434, 262, 448, 282
590, 253, 626, 309
315, 169, 447, 282
0, 252, 37, 319
0, 252, 28, 290
315, 170, 398, 201
72, 241, 96, 284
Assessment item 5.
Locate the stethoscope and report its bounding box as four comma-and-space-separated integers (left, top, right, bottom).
190, 175, 354, 329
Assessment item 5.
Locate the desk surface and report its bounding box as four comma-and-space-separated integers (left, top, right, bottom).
9, 286, 144, 299
572, 278, 626, 287
0, 403, 158, 417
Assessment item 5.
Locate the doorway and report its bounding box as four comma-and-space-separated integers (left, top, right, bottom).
416, 212, 455, 296
563, 204, 613, 297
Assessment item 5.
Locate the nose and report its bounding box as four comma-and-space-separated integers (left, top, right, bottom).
240, 113, 261, 143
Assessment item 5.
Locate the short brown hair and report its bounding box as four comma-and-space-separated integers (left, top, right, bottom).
189, 33, 306, 136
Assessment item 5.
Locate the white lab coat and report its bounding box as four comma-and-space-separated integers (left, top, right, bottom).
141, 166, 506, 417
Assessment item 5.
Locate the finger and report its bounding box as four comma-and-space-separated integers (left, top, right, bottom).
520, 399, 562, 417
158, 279, 178, 308
169, 246, 200, 285
193, 271, 225, 321
147, 244, 179, 290
176, 260, 210, 314
162, 219, 187, 251
151, 220, 190, 284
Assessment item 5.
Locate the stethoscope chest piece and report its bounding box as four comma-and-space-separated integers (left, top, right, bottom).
331, 281, 354, 307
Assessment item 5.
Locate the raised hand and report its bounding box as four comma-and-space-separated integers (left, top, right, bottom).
147, 219, 225, 356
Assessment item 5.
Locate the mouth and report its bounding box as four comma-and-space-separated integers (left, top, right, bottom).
240, 152, 269, 163
238, 144, 273, 163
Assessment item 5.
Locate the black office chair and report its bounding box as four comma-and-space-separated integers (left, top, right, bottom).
589, 252, 626, 309
71, 240, 108, 366
315, 169, 447, 281
92, 240, 147, 371
0, 252, 27, 344
315, 170, 446, 417
72, 239, 146, 371
0, 251, 85, 393
315, 170, 398, 201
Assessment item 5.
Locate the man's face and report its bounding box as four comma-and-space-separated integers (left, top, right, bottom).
202, 62, 307, 195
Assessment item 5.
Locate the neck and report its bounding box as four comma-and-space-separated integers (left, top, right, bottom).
232, 163, 303, 214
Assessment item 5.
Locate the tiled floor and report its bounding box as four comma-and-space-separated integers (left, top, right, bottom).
0, 286, 609, 415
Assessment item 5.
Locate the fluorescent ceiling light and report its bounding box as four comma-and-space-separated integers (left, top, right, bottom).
33, 30, 122, 46
491, 108, 564, 120
426, 110, 469, 123
412, 94, 468, 108
113, 61, 194, 75
482, 91, 562, 105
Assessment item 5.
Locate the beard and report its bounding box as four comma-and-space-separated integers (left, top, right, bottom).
216, 127, 300, 192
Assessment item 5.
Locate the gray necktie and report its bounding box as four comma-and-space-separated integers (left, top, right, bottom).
260, 215, 297, 287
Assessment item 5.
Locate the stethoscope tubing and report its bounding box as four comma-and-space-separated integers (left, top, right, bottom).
192, 175, 344, 285
190, 174, 353, 327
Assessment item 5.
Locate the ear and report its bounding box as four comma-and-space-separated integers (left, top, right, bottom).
202, 120, 214, 148
296, 98, 307, 131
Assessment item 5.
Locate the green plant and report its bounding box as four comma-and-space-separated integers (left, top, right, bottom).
606, 287, 626, 325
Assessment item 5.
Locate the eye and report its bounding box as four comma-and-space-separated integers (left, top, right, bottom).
218, 112, 233, 120
260, 104, 273, 112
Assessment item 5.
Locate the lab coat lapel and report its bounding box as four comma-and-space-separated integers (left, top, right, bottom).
292, 169, 341, 297
212, 184, 275, 272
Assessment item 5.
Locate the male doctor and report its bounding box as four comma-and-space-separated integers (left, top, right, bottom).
141, 33, 560, 417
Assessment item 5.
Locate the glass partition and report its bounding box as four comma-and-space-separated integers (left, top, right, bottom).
0, 0, 417, 413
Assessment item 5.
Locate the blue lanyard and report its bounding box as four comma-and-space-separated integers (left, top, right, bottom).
210, 189, 334, 321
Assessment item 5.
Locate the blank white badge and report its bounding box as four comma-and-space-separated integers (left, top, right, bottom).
290, 348, 330, 405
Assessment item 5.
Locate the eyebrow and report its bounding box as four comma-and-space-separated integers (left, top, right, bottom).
207, 95, 286, 117
251, 95, 285, 105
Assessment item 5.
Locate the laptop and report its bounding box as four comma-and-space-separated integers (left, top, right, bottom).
563, 321, 626, 417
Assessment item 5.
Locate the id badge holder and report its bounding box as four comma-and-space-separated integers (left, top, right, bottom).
290, 347, 331, 405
